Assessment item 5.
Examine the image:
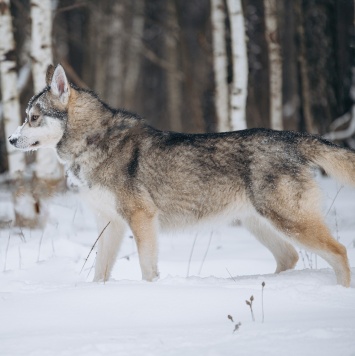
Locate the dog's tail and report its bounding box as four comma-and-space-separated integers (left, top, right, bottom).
305, 137, 355, 187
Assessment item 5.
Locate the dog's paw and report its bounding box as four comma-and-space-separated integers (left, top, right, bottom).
142, 271, 160, 282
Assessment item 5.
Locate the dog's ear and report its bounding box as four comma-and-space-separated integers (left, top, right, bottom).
50, 64, 70, 106
46, 64, 55, 86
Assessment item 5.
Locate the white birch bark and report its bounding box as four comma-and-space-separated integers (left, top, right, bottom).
211, 0, 230, 132
227, 0, 248, 131
31, 0, 62, 180
0, 0, 25, 174
264, 0, 283, 130
0, 0, 38, 226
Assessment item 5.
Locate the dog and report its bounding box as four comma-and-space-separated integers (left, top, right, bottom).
8, 64, 355, 287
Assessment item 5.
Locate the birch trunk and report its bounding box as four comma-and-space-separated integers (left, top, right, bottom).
164, 0, 182, 132
0, 0, 39, 227
31, 0, 62, 180
211, 0, 229, 132
0, 0, 25, 173
227, 0, 248, 131
264, 0, 283, 130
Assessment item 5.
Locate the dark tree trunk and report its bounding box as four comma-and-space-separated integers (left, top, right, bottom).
244, 0, 270, 129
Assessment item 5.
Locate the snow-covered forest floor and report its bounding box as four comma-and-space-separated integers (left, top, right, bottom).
0, 175, 355, 355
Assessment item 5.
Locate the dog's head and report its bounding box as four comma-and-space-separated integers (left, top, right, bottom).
8, 64, 70, 151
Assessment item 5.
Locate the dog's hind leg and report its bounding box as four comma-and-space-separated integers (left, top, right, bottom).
243, 215, 299, 273
93, 215, 126, 282
128, 209, 159, 282
272, 213, 351, 287
260, 178, 351, 287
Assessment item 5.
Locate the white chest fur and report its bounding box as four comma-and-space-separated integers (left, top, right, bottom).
81, 186, 120, 221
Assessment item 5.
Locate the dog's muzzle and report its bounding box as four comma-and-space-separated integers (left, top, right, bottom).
8, 136, 18, 146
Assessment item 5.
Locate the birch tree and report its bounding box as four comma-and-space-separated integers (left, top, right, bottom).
0, 0, 40, 226
211, 0, 229, 132
0, 0, 25, 174
227, 0, 248, 130
264, 0, 283, 130
31, 0, 62, 180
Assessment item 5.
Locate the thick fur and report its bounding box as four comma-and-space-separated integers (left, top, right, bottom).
9, 65, 355, 286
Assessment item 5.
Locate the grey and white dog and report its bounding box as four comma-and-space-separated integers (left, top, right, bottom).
9, 64, 355, 286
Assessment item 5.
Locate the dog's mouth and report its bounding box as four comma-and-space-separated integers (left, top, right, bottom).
31, 141, 40, 147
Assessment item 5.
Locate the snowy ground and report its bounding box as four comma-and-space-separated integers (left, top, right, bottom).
0, 175, 355, 356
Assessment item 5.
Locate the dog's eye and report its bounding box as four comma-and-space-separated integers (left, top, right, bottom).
31, 115, 39, 122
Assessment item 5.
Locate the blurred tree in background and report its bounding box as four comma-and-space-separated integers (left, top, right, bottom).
0, 0, 354, 176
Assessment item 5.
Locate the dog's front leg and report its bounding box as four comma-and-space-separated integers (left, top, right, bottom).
129, 209, 159, 281
93, 215, 126, 282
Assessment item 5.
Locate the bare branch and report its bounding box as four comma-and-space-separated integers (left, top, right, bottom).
324, 105, 355, 142
55, 2, 88, 16
61, 58, 89, 89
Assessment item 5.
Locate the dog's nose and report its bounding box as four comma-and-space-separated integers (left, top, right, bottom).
8, 136, 18, 145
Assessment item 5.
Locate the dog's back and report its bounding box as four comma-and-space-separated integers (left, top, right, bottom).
73, 110, 354, 287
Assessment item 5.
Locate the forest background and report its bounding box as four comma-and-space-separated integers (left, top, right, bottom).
0, 0, 354, 225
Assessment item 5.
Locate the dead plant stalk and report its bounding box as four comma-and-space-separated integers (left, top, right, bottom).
246, 295, 255, 322
80, 221, 111, 274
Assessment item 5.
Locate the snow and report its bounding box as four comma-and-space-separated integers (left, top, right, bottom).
0, 176, 355, 355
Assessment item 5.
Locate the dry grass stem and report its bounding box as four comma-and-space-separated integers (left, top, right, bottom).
225, 267, 237, 283
233, 322, 242, 332
334, 207, 340, 241
246, 295, 255, 322
326, 185, 343, 216
261, 281, 265, 323
18, 246, 22, 270
3, 232, 11, 272
186, 233, 198, 277
87, 255, 97, 279
37, 230, 45, 262
80, 221, 111, 274
227, 315, 241, 333
19, 227, 26, 243
198, 231, 213, 275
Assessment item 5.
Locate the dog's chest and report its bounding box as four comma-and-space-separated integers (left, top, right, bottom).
65, 151, 101, 188
66, 162, 88, 187
80, 185, 120, 219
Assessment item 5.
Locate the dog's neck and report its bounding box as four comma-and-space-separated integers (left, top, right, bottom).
55, 87, 143, 186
